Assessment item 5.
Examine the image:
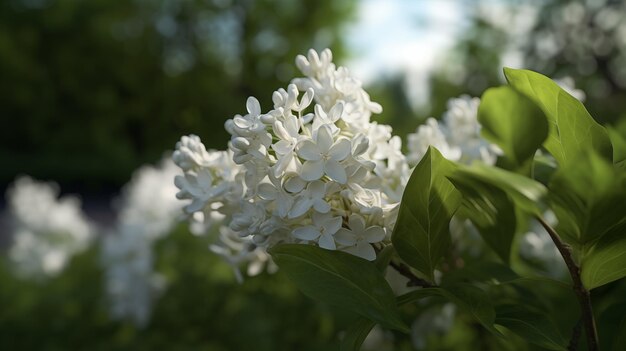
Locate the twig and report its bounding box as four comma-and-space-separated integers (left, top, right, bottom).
568, 319, 583, 351
536, 216, 599, 351
389, 260, 435, 288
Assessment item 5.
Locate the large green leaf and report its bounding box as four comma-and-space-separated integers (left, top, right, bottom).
269, 244, 408, 332
582, 221, 626, 289
478, 86, 548, 172
495, 304, 567, 350
504, 68, 612, 166
449, 174, 518, 262
549, 150, 626, 246
450, 164, 547, 216
391, 147, 462, 282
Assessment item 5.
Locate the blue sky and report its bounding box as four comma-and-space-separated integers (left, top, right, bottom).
346, 0, 468, 106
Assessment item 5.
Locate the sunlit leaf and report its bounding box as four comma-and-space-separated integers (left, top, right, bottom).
504, 68, 612, 166
450, 164, 547, 216
392, 147, 461, 282
478, 86, 548, 173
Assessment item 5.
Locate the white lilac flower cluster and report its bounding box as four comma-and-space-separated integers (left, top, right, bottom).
174, 49, 410, 266
406, 95, 500, 166
4, 176, 94, 279
101, 157, 182, 327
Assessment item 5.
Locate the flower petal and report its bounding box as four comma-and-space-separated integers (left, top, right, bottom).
308, 180, 325, 195
273, 140, 293, 155
335, 228, 357, 246
257, 183, 277, 200
284, 176, 306, 193
316, 125, 334, 153
313, 199, 331, 213
297, 140, 321, 161
328, 138, 351, 161
348, 214, 366, 233
289, 197, 313, 218
273, 121, 292, 141
318, 233, 337, 250
301, 160, 325, 181
364, 226, 386, 243
324, 160, 347, 184
276, 193, 294, 218
246, 96, 261, 116
293, 226, 320, 241
323, 216, 343, 235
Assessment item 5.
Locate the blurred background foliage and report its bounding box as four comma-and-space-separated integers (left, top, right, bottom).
0, 0, 356, 192
3, 0, 626, 192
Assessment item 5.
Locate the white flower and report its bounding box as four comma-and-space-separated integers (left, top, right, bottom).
297, 125, 351, 183
5, 176, 94, 279
172, 134, 211, 171
407, 118, 461, 165
176, 48, 409, 270
101, 157, 183, 327
288, 180, 331, 218
293, 212, 343, 250
406, 96, 499, 166
335, 214, 386, 261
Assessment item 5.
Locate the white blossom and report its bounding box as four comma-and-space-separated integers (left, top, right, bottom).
406, 95, 499, 166
101, 157, 182, 327
174, 48, 409, 263
5, 176, 94, 279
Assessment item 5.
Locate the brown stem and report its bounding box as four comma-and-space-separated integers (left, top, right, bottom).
568, 319, 583, 351
389, 260, 435, 288
536, 217, 599, 351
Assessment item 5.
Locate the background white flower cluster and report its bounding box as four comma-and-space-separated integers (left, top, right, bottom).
100, 157, 183, 327
5, 176, 94, 279
2, 157, 185, 327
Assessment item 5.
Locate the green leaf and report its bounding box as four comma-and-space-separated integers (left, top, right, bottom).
450, 164, 547, 216
269, 244, 408, 332
374, 245, 395, 273
478, 86, 548, 172
340, 318, 376, 351
449, 174, 518, 262
549, 150, 626, 246
495, 304, 567, 350
582, 221, 626, 289
504, 68, 612, 166
392, 147, 462, 282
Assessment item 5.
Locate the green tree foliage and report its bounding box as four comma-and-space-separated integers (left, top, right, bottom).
0, 0, 356, 189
